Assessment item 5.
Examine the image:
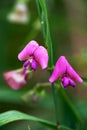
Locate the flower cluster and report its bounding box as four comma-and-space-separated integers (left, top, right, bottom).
3, 40, 83, 90
3, 40, 48, 90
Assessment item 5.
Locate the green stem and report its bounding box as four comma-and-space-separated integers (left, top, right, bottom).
52, 83, 59, 124
36, 0, 46, 40
58, 84, 83, 124
36, 0, 83, 128
39, 0, 53, 67
36, 0, 59, 126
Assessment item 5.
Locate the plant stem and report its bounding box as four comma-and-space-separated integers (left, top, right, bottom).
36, 0, 46, 40
39, 0, 53, 67
36, 0, 83, 128
36, 0, 59, 126
52, 83, 59, 124
58, 84, 83, 124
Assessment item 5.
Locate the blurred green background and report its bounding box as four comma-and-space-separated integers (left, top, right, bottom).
1, 0, 87, 130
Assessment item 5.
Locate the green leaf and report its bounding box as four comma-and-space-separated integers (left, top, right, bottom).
60, 125, 73, 130
0, 110, 56, 129
0, 110, 73, 130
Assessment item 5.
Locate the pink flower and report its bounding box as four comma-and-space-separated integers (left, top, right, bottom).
49, 56, 83, 88
18, 40, 48, 70
3, 68, 29, 90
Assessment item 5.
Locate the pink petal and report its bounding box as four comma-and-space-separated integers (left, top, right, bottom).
61, 77, 69, 88
18, 40, 39, 61
61, 77, 76, 88
34, 46, 48, 69
23, 60, 30, 67
66, 60, 83, 83
3, 70, 27, 90
69, 78, 76, 87
30, 59, 37, 70
49, 56, 66, 83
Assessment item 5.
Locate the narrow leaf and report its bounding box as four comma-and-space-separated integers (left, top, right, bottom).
0, 110, 56, 129
60, 125, 73, 130
0, 110, 73, 130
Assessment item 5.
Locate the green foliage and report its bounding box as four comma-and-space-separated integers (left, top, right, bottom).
0, 110, 56, 128
0, 110, 74, 130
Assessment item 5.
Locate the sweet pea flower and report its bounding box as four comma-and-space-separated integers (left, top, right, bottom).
49, 56, 83, 88
18, 40, 48, 70
3, 68, 29, 90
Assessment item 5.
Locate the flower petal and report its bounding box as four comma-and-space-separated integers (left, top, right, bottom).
66, 59, 83, 83
30, 59, 37, 71
49, 56, 66, 83
18, 40, 39, 61
34, 46, 48, 69
3, 69, 28, 90
23, 60, 30, 67
69, 78, 76, 87
61, 77, 69, 88
62, 77, 76, 88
